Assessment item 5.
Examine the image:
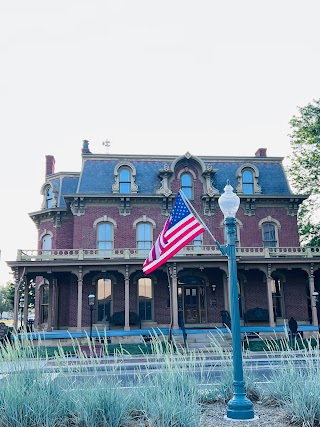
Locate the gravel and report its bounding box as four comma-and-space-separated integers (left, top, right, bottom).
200, 402, 291, 427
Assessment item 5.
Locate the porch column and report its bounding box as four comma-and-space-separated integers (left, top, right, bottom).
23, 280, 29, 327
13, 268, 20, 330
77, 266, 83, 330
124, 265, 130, 331
47, 281, 53, 331
51, 278, 58, 329
309, 264, 318, 327
267, 264, 276, 327
171, 263, 179, 330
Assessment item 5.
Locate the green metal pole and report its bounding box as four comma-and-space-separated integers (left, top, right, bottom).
225, 216, 254, 420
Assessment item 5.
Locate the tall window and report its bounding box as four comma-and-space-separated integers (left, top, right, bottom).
41, 234, 52, 255
242, 170, 254, 194
46, 187, 53, 208
262, 223, 277, 247
272, 278, 284, 319
137, 223, 153, 254
138, 278, 152, 321
97, 223, 113, 255
119, 169, 131, 194
181, 172, 193, 199
97, 278, 112, 322
39, 283, 49, 324
192, 234, 203, 250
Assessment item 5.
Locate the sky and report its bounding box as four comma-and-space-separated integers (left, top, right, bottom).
1, 1, 320, 285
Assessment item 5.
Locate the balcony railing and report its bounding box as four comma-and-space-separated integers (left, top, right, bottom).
16, 246, 320, 261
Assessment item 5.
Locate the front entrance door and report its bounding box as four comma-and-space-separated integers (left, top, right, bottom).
178, 285, 207, 324
184, 287, 199, 323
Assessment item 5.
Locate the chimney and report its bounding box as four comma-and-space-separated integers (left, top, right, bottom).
45, 155, 55, 176
255, 148, 267, 157
82, 139, 91, 154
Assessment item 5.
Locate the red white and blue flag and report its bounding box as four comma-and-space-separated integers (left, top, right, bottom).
143, 191, 205, 275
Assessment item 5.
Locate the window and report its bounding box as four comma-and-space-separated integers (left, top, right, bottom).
236, 163, 261, 194
242, 170, 254, 194
192, 234, 203, 250
272, 278, 284, 319
46, 187, 53, 208
119, 168, 131, 194
112, 162, 138, 194
97, 223, 113, 255
41, 234, 52, 255
181, 172, 193, 199
138, 278, 153, 321
262, 223, 277, 247
97, 278, 112, 322
137, 223, 153, 254
39, 283, 49, 324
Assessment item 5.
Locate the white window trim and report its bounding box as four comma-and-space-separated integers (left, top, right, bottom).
259, 216, 281, 248
112, 161, 138, 194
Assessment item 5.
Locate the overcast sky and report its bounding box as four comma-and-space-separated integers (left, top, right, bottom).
1, 1, 320, 284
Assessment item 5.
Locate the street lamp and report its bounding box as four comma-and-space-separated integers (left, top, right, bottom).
218, 182, 255, 420
88, 293, 95, 341
19, 296, 24, 329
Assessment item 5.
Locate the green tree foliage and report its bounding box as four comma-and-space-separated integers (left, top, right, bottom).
288, 99, 320, 246
0, 282, 14, 317
4, 280, 35, 312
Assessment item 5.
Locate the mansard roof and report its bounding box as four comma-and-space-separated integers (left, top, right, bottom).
40, 149, 293, 209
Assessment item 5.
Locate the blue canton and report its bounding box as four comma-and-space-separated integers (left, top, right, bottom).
169, 194, 191, 228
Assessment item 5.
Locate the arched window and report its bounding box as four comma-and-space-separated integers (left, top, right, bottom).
262, 223, 277, 247
119, 169, 131, 194
46, 187, 53, 208
97, 277, 112, 322
181, 172, 193, 199
97, 223, 113, 255
39, 282, 49, 324
242, 170, 254, 194
236, 163, 261, 194
138, 278, 153, 321
137, 223, 153, 254
41, 234, 52, 254
271, 277, 284, 319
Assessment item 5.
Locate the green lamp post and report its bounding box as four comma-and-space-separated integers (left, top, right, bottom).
218, 182, 255, 420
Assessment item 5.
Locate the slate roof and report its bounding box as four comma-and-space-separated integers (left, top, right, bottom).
45, 154, 292, 209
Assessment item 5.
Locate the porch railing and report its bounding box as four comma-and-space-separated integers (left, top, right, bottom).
16, 246, 320, 261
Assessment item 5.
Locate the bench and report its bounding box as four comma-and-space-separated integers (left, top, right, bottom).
244, 307, 269, 324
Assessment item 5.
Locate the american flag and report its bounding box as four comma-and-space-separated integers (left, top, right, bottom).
143, 192, 205, 274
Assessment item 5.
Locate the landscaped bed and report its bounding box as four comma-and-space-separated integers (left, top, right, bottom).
0, 332, 320, 426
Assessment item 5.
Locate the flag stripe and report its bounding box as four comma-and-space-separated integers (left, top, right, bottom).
143, 193, 205, 274
143, 227, 204, 274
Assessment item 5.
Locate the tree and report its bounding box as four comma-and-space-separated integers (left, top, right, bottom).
288, 99, 320, 246
0, 283, 14, 318
4, 280, 35, 314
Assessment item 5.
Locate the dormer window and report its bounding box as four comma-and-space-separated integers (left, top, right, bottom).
242, 170, 254, 194
119, 168, 131, 194
236, 163, 261, 195
181, 172, 193, 199
112, 162, 138, 194
46, 187, 53, 208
